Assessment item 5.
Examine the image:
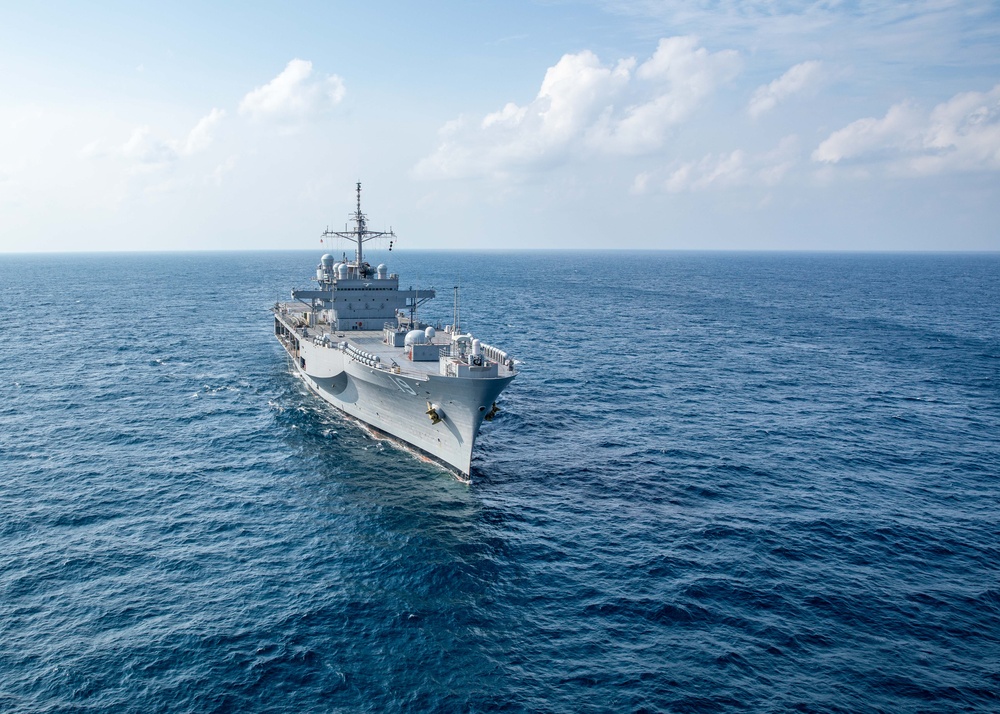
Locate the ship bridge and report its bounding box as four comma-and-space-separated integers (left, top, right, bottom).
291, 183, 435, 330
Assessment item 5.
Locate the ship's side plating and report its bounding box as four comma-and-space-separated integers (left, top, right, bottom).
274, 315, 513, 474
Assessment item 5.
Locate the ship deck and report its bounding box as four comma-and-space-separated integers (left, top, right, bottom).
274, 303, 515, 380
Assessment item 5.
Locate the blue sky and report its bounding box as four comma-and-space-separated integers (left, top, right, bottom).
1, 0, 998, 252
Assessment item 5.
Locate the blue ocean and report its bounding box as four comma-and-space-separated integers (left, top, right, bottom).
1, 250, 998, 713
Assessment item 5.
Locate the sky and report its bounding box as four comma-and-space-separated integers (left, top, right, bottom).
1, 0, 998, 253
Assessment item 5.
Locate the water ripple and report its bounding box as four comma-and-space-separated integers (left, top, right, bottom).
0, 251, 998, 712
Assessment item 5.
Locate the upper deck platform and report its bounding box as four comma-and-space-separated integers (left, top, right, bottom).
274, 302, 516, 381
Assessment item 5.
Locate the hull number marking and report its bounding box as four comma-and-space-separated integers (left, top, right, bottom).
388, 375, 417, 395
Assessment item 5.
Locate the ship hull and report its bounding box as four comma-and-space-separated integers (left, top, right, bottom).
287, 336, 513, 475
274, 185, 516, 475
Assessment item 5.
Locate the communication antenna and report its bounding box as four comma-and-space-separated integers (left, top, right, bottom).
453, 281, 461, 334
320, 182, 395, 268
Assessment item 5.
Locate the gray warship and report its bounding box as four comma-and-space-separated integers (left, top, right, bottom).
273, 183, 517, 475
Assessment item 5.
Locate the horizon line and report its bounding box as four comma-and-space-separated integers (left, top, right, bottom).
2, 247, 999, 256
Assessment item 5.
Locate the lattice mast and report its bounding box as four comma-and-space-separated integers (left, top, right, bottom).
322, 182, 395, 266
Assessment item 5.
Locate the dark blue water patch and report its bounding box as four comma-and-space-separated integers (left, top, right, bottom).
1, 251, 999, 712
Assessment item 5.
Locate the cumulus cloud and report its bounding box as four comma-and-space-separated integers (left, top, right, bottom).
592, 37, 741, 154
414, 37, 741, 180
239, 59, 345, 121
812, 84, 1000, 174
748, 60, 822, 118
636, 135, 800, 193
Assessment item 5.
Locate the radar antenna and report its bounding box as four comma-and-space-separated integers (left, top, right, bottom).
321, 182, 395, 268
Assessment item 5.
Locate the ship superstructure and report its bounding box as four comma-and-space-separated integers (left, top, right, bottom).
273, 183, 516, 475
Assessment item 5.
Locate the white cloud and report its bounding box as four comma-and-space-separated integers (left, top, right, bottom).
112, 107, 226, 172
182, 108, 226, 155
637, 135, 800, 193
669, 151, 748, 192
121, 126, 178, 166
414, 37, 741, 180
812, 84, 1000, 174
597, 1, 1000, 74
748, 60, 822, 118
591, 37, 740, 154
538, 51, 634, 145
811, 101, 923, 163
238, 59, 345, 122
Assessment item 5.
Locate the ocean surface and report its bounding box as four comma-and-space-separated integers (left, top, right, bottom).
1, 250, 998, 713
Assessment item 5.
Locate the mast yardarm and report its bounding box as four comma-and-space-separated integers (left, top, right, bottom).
321, 182, 395, 266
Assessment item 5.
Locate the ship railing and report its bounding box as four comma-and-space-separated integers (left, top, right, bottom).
439, 345, 517, 376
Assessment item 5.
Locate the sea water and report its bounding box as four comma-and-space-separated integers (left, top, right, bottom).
1, 251, 997, 712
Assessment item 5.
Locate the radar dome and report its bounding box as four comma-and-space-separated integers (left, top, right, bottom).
321, 254, 335, 266
404, 329, 428, 346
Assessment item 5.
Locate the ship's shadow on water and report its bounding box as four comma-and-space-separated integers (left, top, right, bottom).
0, 251, 998, 712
